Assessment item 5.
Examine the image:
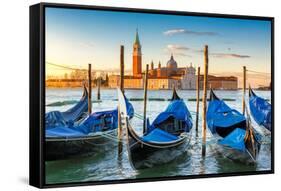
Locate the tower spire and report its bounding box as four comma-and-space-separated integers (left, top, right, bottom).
134, 28, 140, 45
133, 28, 142, 76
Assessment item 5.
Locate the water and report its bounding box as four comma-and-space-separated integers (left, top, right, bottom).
45, 88, 272, 184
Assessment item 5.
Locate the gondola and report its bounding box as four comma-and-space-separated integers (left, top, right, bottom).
45, 90, 134, 161
118, 88, 193, 169
249, 87, 271, 132
207, 89, 261, 163
45, 84, 89, 129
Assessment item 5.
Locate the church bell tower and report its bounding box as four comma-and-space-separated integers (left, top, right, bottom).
133, 29, 142, 77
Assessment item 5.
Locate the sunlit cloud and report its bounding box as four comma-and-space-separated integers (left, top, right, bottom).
80, 42, 95, 48
172, 52, 192, 57
166, 44, 190, 51
211, 53, 250, 58
192, 48, 250, 59
163, 28, 219, 36
164, 44, 191, 57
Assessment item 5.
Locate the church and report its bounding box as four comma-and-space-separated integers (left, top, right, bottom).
108, 30, 197, 90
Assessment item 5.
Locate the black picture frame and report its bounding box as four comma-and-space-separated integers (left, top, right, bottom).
29, 2, 274, 188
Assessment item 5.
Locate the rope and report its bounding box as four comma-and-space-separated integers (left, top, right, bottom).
208, 73, 236, 76
134, 113, 144, 120
247, 69, 270, 75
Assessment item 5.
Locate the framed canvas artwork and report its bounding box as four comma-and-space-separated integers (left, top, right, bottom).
30, 3, 274, 188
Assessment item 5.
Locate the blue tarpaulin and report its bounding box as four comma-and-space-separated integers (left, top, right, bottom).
207, 100, 246, 134
45, 111, 69, 129
147, 99, 193, 133
45, 87, 88, 128
249, 92, 271, 131
142, 128, 178, 142
46, 109, 118, 138
206, 90, 249, 152
218, 128, 246, 151
46, 96, 134, 138
46, 126, 87, 137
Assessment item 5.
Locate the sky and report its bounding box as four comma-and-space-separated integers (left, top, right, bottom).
45, 7, 272, 87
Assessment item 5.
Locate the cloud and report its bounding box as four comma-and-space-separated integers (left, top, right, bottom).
173, 52, 192, 57
80, 42, 95, 48
166, 44, 189, 51
163, 28, 219, 36
164, 44, 249, 59
211, 53, 250, 58
164, 44, 191, 57
191, 48, 250, 59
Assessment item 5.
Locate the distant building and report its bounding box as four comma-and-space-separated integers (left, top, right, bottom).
108, 75, 143, 89
199, 75, 238, 90
46, 79, 85, 88
108, 30, 196, 90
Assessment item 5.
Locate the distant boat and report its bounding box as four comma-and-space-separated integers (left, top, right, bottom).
207, 89, 261, 163
249, 87, 272, 132
118, 88, 193, 169
45, 84, 88, 129
45, 90, 134, 161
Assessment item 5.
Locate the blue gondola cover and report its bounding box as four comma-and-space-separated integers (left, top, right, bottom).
218, 128, 246, 151
207, 100, 245, 134
249, 92, 271, 131
46, 96, 134, 138
147, 99, 193, 134
142, 128, 178, 142
46, 126, 87, 137
45, 87, 88, 128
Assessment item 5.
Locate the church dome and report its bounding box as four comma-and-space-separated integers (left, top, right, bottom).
167, 54, 177, 69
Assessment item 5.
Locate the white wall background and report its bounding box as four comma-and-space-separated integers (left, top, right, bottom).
0, 0, 279, 190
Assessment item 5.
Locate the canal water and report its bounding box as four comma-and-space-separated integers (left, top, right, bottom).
45, 88, 271, 184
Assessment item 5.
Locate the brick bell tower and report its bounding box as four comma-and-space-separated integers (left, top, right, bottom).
133, 29, 142, 77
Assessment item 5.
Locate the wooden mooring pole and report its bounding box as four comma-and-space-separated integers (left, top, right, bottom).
242, 66, 246, 115
88, 63, 92, 115
120, 46, 125, 93
97, 77, 101, 100
202, 45, 209, 157
143, 64, 149, 134
195, 67, 201, 137
117, 106, 122, 156
118, 45, 125, 157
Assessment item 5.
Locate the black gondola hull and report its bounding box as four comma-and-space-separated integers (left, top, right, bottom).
211, 134, 260, 164
129, 141, 188, 169
126, 123, 190, 169
45, 129, 117, 161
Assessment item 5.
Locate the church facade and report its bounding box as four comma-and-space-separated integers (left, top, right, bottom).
108, 30, 196, 90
